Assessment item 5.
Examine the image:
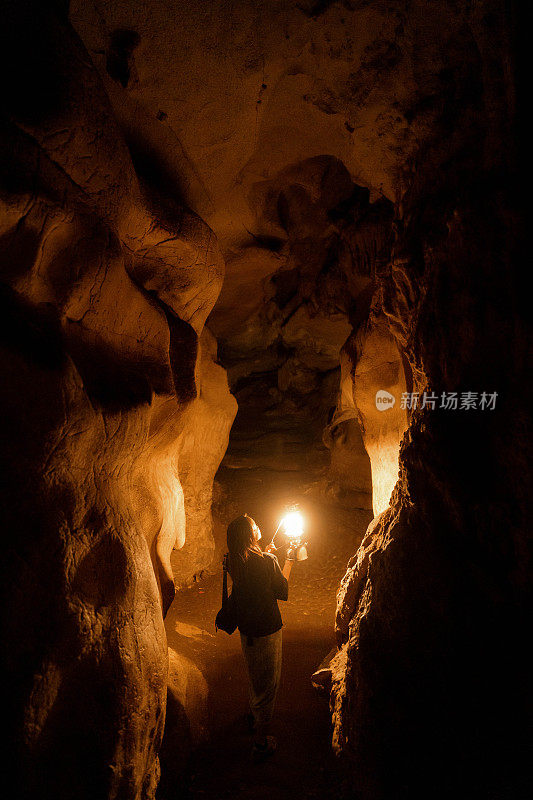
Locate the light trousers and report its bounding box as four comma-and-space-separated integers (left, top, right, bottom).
240, 628, 282, 739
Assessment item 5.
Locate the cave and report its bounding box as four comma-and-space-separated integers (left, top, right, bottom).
0, 1, 528, 799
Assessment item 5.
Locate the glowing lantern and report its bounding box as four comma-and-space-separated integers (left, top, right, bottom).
269, 509, 308, 560
279, 510, 305, 542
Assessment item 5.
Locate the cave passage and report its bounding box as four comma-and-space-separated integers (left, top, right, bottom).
164, 499, 371, 800
1, 2, 527, 800
160, 347, 375, 798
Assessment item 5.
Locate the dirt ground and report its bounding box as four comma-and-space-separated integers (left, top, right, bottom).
164, 485, 371, 800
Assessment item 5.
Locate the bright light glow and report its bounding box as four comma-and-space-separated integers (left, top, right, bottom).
280, 511, 305, 540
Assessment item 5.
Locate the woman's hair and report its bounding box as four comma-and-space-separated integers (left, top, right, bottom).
226, 514, 261, 581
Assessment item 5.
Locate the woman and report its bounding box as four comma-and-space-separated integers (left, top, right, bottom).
226, 514, 295, 761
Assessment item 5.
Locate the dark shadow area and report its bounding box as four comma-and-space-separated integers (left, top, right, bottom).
157, 690, 193, 800
0, 283, 65, 370
186, 633, 346, 800
106, 29, 140, 89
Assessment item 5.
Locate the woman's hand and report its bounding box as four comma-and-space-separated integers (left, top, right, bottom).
287, 543, 308, 561
282, 557, 293, 580
286, 545, 296, 561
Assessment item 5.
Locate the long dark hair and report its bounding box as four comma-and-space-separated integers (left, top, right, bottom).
226, 514, 262, 582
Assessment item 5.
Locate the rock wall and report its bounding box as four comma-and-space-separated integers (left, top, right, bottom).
324, 306, 409, 521
332, 3, 529, 798
67, 0, 522, 545
0, 3, 231, 797
209, 157, 395, 527
0, 0, 526, 797
169, 328, 237, 587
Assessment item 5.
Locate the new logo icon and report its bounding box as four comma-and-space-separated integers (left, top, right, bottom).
375, 390, 396, 411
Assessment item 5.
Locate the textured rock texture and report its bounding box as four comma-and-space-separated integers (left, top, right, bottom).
210, 158, 394, 523
0, 3, 231, 798
69, 0, 463, 248
1, 0, 527, 798
332, 4, 529, 799
339, 315, 409, 516
169, 328, 237, 587
67, 0, 464, 522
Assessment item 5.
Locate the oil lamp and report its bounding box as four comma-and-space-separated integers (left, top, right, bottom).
268, 509, 308, 560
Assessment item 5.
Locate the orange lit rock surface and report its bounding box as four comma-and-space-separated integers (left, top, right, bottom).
209, 158, 392, 521
0, 4, 230, 798
341, 315, 409, 516
0, 1, 527, 799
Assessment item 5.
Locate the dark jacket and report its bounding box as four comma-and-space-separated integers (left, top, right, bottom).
230, 550, 288, 637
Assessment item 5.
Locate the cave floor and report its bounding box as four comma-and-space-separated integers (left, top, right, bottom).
165, 491, 371, 800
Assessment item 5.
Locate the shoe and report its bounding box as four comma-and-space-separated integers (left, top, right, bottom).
251, 735, 277, 763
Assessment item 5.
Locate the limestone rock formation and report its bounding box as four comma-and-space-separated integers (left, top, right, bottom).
1, 0, 527, 798
330, 4, 528, 797
1, 3, 231, 797
169, 328, 237, 587
336, 315, 409, 516
208, 157, 394, 528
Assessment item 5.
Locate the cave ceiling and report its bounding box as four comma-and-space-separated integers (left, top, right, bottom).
70, 0, 464, 349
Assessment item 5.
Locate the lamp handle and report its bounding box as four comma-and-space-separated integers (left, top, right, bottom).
270, 519, 284, 547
